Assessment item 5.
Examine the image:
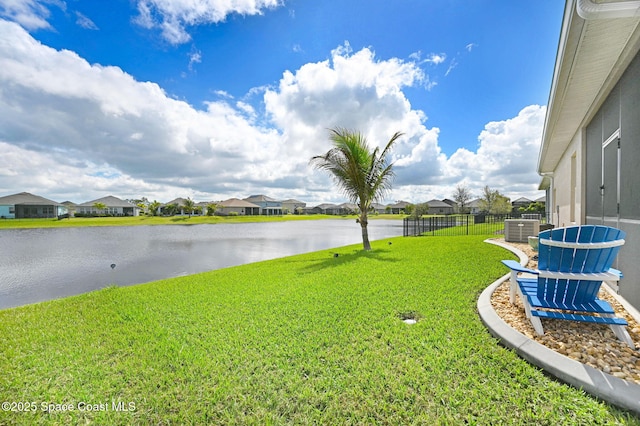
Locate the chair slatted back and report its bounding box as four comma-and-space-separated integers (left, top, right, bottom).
538, 225, 625, 274
536, 225, 625, 306
539, 278, 602, 305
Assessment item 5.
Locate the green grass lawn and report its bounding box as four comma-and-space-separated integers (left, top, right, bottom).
1, 236, 637, 424
428, 222, 507, 236
0, 214, 404, 229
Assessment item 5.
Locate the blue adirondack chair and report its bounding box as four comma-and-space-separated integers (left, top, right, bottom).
502, 225, 634, 348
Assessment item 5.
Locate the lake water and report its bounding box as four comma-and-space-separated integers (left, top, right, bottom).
0, 219, 403, 309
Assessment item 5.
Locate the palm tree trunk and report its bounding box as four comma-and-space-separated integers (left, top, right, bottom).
360, 216, 371, 250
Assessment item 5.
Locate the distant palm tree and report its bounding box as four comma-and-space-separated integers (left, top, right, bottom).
93, 202, 107, 215
149, 200, 161, 216
310, 128, 402, 250
182, 198, 195, 218
136, 202, 147, 215
206, 202, 218, 216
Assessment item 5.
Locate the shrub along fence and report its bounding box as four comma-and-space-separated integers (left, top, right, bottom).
403, 214, 545, 237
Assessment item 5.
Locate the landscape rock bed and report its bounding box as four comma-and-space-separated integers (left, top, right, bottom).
490, 239, 640, 385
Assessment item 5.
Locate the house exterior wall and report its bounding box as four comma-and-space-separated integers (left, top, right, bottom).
428, 205, 454, 215
281, 201, 305, 214
76, 206, 139, 216
0, 205, 15, 219
218, 206, 259, 215
15, 204, 66, 218
549, 131, 584, 228
582, 50, 640, 309
219, 207, 245, 215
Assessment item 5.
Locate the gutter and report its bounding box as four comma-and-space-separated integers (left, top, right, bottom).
577, 0, 640, 20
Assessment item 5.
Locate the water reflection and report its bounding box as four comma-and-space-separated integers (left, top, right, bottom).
0, 219, 402, 309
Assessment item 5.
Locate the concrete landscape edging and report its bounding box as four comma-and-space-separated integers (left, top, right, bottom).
478, 239, 640, 416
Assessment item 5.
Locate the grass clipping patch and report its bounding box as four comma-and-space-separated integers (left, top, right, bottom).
0, 235, 636, 424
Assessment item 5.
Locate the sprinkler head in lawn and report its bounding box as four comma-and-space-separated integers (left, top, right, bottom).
398, 310, 421, 324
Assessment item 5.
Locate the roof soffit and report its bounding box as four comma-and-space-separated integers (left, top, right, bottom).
539, 6, 640, 173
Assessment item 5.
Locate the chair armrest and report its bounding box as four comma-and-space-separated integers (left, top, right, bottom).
608, 268, 623, 279
501, 259, 537, 275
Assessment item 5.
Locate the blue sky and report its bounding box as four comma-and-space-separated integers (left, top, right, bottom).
0, 0, 564, 204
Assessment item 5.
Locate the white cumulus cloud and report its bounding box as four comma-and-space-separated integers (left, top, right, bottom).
422, 105, 546, 201
0, 18, 546, 204
133, 0, 282, 44
0, 19, 283, 201
0, 0, 62, 30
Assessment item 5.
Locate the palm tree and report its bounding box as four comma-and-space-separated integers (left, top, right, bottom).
206, 202, 218, 216
93, 202, 107, 216
136, 202, 147, 215
310, 128, 403, 250
182, 197, 195, 218
149, 200, 161, 216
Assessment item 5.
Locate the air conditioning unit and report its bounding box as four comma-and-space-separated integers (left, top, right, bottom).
504, 219, 540, 243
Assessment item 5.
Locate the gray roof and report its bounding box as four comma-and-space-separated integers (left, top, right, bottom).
162, 197, 189, 206
426, 199, 452, 208
244, 194, 277, 202
220, 198, 260, 208
512, 197, 533, 204
388, 201, 411, 208
314, 203, 338, 209
338, 202, 358, 209
0, 192, 62, 206
78, 195, 137, 208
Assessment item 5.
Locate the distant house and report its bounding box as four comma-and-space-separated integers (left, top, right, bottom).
370, 203, 387, 214
387, 201, 411, 214
309, 203, 340, 215
442, 198, 459, 213
218, 198, 260, 216
511, 197, 533, 213
76, 196, 140, 216
303, 206, 322, 215
244, 195, 282, 215
426, 199, 454, 215
160, 198, 188, 216
60, 201, 77, 217
281, 199, 306, 214
0, 192, 67, 219
468, 199, 482, 215
337, 202, 358, 215
196, 201, 211, 215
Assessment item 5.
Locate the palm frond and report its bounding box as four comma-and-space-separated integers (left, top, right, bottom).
311, 127, 402, 208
